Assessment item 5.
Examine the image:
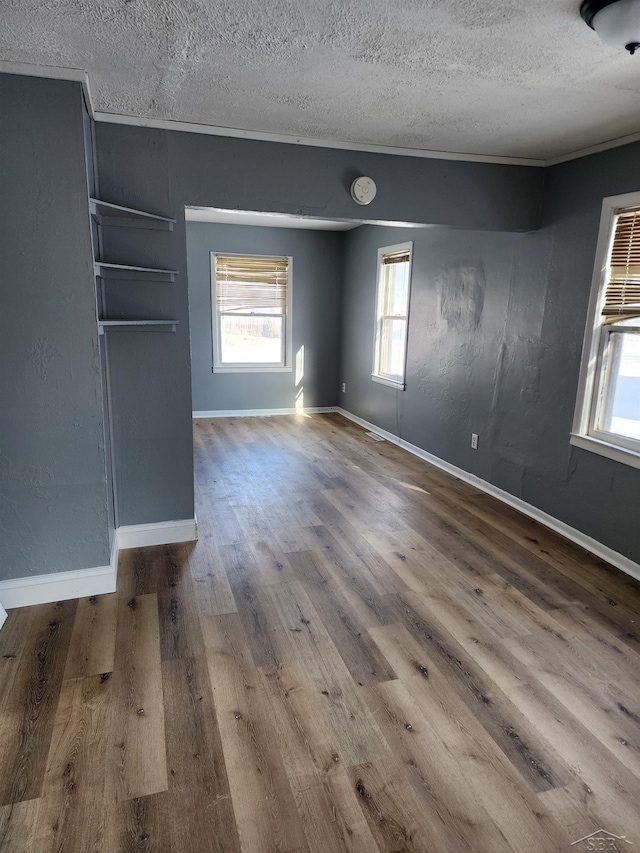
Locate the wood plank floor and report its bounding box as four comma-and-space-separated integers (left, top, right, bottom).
1, 412, 639, 852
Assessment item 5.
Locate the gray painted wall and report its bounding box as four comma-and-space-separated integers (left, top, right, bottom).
95, 119, 637, 561
166, 133, 544, 232
533, 146, 640, 558
3, 72, 633, 574
0, 75, 111, 579
94, 121, 542, 528
94, 125, 195, 527
186, 221, 343, 412
340, 218, 639, 563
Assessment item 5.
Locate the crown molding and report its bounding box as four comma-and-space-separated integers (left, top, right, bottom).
0, 60, 95, 118
544, 129, 640, 165
3, 59, 640, 168
0, 60, 542, 166
93, 110, 543, 167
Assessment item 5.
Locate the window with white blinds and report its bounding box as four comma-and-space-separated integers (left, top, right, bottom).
211, 253, 292, 372
372, 242, 413, 389
571, 195, 640, 468
603, 209, 640, 322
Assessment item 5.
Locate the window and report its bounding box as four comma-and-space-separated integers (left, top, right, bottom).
572, 194, 640, 469
372, 242, 413, 389
211, 252, 292, 372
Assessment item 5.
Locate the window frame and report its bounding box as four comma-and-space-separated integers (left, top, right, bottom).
571, 192, 640, 469
210, 251, 293, 374
371, 241, 413, 391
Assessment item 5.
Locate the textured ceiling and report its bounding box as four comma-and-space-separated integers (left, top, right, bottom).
2, 0, 640, 160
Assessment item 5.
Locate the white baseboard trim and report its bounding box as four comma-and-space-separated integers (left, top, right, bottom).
116, 518, 198, 550
336, 408, 640, 582
0, 562, 117, 610
193, 407, 337, 418
0, 517, 198, 610
0, 603, 7, 631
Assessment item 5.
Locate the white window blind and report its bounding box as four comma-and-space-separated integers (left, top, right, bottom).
383, 250, 411, 267
603, 209, 640, 322
215, 255, 288, 313
372, 242, 413, 388
211, 252, 292, 372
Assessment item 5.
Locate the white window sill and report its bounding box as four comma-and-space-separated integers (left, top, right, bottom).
213, 366, 292, 374
570, 432, 640, 470
372, 374, 405, 391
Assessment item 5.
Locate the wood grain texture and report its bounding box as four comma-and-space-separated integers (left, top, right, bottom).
110, 594, 167, 802
0, 412, 639, 851
202, 612, 308, 853
63, 594, 117, 679
0, 600, 76, 806
161, 656, 240, 852
108, 792, 173, 853
42, 672, 113, 851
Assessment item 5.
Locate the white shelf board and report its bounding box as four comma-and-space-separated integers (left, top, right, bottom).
90, 198, 175, 230
94, 262, 177, 281
99, 319, 178, 335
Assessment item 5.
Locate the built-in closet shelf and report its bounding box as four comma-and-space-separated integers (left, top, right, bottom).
98, 320, 179, 335
90, 198, 175, 231
94, 262, 177, 282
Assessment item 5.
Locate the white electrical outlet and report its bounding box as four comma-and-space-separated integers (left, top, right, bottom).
471, 433, 479, 450
342, 383, 346, 393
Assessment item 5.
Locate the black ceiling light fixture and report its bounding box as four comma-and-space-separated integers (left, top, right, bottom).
581, 0, 640, 54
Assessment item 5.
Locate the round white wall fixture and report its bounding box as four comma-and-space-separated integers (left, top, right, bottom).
350, 176, 377, 205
